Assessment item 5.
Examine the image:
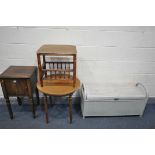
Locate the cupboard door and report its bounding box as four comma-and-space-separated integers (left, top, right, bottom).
4, 79, 28, 96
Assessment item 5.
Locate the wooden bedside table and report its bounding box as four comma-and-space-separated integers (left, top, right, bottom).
0, 66, 39, 119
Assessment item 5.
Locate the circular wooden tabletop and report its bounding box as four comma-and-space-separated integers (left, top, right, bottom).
37, 78, 80, 96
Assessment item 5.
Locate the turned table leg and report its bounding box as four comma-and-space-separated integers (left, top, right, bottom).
49, 96, 53, 106
6, 97, 13, 119
69, 94, 72, 124
44, 94, 48, 123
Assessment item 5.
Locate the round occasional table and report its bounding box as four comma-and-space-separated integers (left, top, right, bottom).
37, 78, 80, 123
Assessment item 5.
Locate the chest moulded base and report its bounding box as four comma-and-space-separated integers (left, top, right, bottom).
80, 82, 148, 119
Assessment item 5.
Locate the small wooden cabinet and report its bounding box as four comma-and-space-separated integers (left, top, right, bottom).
0, 66, 39, 119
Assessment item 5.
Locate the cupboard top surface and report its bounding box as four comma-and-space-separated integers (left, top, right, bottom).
0, 66, 36, 79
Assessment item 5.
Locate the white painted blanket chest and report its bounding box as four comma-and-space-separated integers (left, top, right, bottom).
80, 83, 148, 118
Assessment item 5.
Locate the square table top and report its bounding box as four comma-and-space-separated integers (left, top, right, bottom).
37, 44, 77, 55
0, 66, 36, 79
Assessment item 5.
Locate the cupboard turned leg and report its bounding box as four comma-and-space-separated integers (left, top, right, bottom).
5, 98, 13, 119
29, 97, 36, 118
44, 94, 48, 123
69, 94, 72, 124
1, 81, 13, 119
17, 97, 22, 106
35, 87, 40, 105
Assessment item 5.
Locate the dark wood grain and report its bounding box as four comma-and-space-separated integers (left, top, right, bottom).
0, 66, 39, 119
1, 80, 13, 119
0, 66, 36, 79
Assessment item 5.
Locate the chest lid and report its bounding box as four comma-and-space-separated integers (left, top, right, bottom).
83, 83, 148, 101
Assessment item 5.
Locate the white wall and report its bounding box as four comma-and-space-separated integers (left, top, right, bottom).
0, 26, 155, 96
